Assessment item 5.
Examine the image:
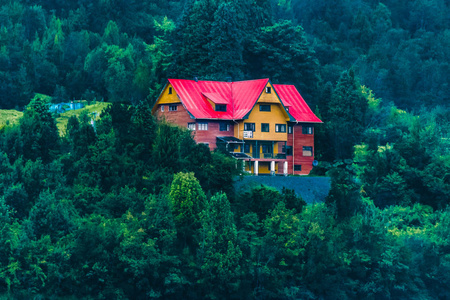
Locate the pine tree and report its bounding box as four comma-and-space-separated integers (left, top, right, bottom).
207, 1, 245, 80
326, 69, 368, 159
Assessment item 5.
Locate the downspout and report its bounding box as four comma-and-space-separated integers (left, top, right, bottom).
292, 121, 298, 174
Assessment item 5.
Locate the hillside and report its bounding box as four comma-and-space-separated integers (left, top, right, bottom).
0, 110, 23, 129
56, 102, 110, 135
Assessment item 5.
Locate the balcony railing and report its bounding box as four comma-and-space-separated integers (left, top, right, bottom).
248, 152, 287, 159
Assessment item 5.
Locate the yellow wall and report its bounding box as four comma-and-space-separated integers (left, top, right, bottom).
259, 162, 270, 174
245, 161, 279, 174
235, 82, 290, 141
157, 84, 181, 105
257, 82, 281, 103
243, 143, 280, 155
235, 103, 289, 141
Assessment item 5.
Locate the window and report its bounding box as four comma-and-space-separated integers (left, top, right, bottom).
198, 122, 208, 131
286, 146, 293, 156
265, 86, 271, 93
262, 144, 271, 153
244, 123, 255, 132
303, 146, 313, 156
275, 124, 286, 133
168, 87, 173, 94
288, 125, 293, 134
259, 104, 271, 112
261, 123, 270, 132
215, 104, 227, 112
302, 126, 313, 134
188, 123, 195, 130
161, 105, 165, 112
294, 165, 302, 171
220, 122, 230, 131
244, 144, 250, 153
169, 105, 178, 111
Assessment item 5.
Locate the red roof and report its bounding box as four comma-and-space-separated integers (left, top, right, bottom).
273, 84, 322, 123
164, 78, 321, 122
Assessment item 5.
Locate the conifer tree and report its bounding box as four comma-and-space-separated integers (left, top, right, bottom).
207, 1, 245, 80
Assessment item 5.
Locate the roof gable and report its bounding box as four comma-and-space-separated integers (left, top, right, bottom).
273, 84, 322, 123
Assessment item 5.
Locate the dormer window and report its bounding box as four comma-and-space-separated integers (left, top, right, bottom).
215, 104, 227, 112
265, 86, 271, 93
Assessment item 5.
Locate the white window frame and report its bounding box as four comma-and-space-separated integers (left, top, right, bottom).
275, 124, 286, 133
161, 105, 165, 112
188, 123, 196, 131
198, 122, 208, 131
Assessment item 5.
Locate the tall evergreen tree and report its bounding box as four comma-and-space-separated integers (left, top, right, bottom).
207, 1, 245, 80
174, 0, 217, 79
326, 69, 368, 159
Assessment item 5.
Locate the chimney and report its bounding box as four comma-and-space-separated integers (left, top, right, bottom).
194, 76, 198, 82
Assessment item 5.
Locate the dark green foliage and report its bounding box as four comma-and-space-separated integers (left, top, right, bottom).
326, 166, 362, 219
323, 69, 368, 160
0, 0, 449, 298
19, 97, 59, 163
246, 20, 320, 99
28, 190, 77, 241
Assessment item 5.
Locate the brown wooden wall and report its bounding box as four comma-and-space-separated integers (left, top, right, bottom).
287, 124, 315, 175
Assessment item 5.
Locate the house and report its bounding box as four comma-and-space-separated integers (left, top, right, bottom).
151, 78, 322, 175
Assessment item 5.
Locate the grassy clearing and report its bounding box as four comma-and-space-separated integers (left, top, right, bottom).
56, 102, 110, 136
0, 109, 24, 129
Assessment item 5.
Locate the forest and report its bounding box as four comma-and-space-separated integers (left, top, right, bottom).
0, 0, 449, 299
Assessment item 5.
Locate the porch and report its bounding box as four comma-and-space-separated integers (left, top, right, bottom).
244, 160, 289, 176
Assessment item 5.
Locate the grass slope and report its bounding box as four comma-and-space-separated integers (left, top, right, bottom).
56, 102, 110, 136
0, 102, 110, 136
0, 110, 23, 129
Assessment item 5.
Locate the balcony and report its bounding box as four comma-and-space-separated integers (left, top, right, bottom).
249, 152, 287, 160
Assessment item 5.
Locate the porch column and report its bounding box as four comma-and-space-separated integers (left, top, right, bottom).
283, 161, 288, 176
270, 161, 275, 176
254, 161, 259, 176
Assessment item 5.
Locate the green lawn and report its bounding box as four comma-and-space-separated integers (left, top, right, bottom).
0, 109, 23, 129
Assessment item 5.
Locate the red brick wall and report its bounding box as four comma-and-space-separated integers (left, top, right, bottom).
287, 124, 315, 175
154, 104, 193, 127
154, 105, 234, 150
194, 121, 234, 150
